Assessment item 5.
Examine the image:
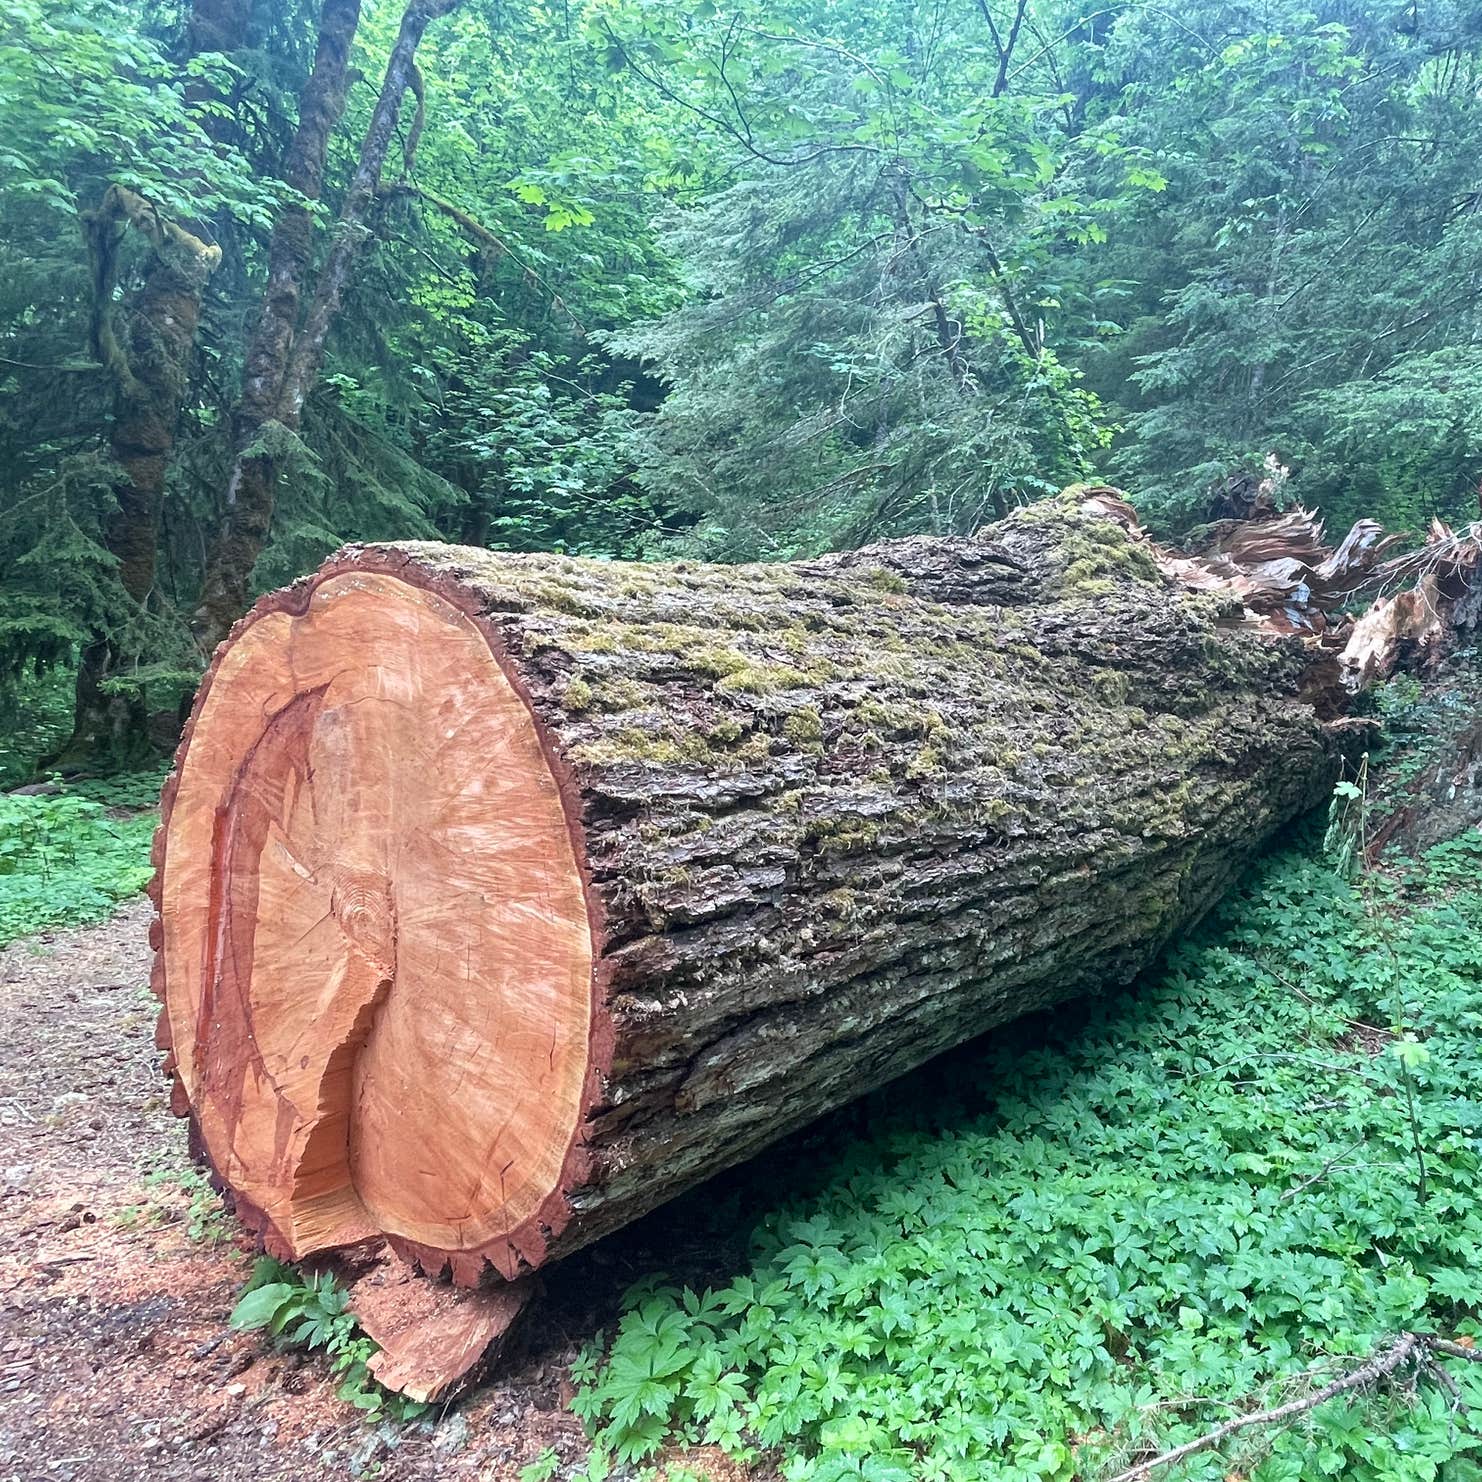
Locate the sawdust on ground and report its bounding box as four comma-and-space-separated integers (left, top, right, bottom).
0, 900, 754, 1482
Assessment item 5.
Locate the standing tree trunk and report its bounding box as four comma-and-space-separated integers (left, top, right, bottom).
151, 490, 1440, 1287
190, 0, 363, 651
51, 0, 250, 770
52, 190, 223, 770
193, 0, 461, 650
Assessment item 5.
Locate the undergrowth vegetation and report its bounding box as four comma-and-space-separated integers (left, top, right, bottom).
114, 1159, 234, 1244
571, 828, 1482, 1482
229, 1258, 430, 1422
0, 768, 163, 944
0, 668, 73, 788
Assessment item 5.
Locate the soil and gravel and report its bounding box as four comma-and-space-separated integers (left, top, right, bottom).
0, 900, 754, 1482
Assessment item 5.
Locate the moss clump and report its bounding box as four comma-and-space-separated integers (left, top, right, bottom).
734, 733, 774, 764
708, 717, 745, 746
972, 796, 1013, 827
563, 677, 593, 712
867, 567, 908, 595
783, 707, 824, 749
591, 677, 647, 713
716, 663, 811, 696
906, 745, 945, 779
1053, 520, 1163, 597
1059, 559, 1115, 597
853, 698, 929, 735
563, 625, 620, 654
1009, 487, 1165, 598
1090, 668, 1131, 705
821, 887, 860, 918
806, 818, 882, 855
573, 727, 715, 767
685, 644, 752, 679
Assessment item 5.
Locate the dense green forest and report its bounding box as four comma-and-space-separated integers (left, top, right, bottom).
6, 3, 1482, 1481
2, 0, 1480, 774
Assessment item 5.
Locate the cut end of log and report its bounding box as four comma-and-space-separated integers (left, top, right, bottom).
152, 561, 600, 1281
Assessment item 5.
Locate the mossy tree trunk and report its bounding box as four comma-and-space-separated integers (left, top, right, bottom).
153, 492, 1358, 1285
54, 192, 224, 771
191, 0, 364, 652
51, 0, 249, 771
194, 0, 460, 650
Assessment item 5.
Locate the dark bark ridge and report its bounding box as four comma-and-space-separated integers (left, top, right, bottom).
156, 490, 1361, 1282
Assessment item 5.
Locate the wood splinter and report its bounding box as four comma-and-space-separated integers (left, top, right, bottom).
344, 1255, 537, 1403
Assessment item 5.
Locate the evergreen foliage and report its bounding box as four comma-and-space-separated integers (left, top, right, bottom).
1078, 0, 1482, 528
2, 0, 1480, 761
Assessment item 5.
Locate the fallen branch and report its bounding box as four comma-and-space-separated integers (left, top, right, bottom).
1107, 1332, 1481, 1482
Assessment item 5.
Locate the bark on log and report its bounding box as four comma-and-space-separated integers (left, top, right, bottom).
153, 490, 1380, 1285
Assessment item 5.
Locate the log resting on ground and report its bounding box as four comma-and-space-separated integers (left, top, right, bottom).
149, 488, 1481, 1288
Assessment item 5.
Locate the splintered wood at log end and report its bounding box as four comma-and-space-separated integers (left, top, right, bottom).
344, 1247, 539, 1403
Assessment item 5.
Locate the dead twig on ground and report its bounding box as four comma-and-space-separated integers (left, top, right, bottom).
1107, 1332, 1481, 1482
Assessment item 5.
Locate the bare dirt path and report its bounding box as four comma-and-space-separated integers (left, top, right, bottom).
0, 902, 604, 1482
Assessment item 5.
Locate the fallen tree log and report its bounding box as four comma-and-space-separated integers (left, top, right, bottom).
149, 488, 1476, 1288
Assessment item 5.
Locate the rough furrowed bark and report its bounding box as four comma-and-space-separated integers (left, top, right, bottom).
152, 489, 1448, 1291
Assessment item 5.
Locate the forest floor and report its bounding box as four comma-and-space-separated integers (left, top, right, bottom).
0, 899, 753, 1482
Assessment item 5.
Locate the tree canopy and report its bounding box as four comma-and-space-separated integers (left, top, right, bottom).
1, 0, 1480, 767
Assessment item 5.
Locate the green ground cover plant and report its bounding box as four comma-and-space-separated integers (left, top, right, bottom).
114, 1159, 234, 1244
0, 769, 162, 943
229, 1258, 430, 1422
572, 828, 1482, 1482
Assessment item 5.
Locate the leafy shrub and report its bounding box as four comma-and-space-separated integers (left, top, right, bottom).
65, 764, 169, 809
229, 1258, 428, 1421
572, 832, 1482, 1481
0, 779, 158, 943
0, 668, 74, 788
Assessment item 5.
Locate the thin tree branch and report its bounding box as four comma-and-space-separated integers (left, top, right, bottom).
982, 0, 1029, 96
1109, 1333, 1480, 1482
401, 60, 426, 177
0, 354, 102, 372
600, 20, 880, 169
379, 181, 586, 332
